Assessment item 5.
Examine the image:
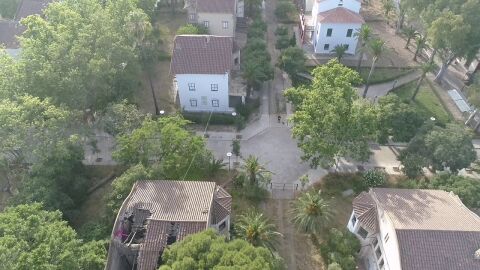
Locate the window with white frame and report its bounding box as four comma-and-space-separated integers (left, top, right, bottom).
212, 99, 219, 107
188, 83, 195, 91
211, 84, 218, 91
222, 21, 228, 29
204, 21, 209, 28
326, 28, 333, 37
375, 246, 382, 258
346, 29, 353, 37
324, 44, 330, 50
373, 236, 379, 247
351, 215, 357, 226
357, 226, 368, 239
384, 233, 390, 243
189, 14, 195, 20
190, 99, 197, 107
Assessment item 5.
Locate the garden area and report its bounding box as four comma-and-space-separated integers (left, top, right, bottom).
392, 80, 452, 123
357, 67, 416, 85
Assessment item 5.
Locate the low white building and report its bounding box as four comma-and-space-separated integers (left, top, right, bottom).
170, 35, 242, 113
347, 188, 480, 270
300, 0, 364, 55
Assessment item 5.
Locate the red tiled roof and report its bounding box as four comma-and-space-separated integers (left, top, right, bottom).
197, 0, 236, 13
317, 7, 364, 24
352, 192, 377, 232
170, 35, 233, 75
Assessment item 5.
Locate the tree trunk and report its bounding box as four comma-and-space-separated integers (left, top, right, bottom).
356, 46, 364, 70
413, 44, 422, 61
411, 74, 425, 101
363, 59, 376, 98
246, 85, 252, 99
434, 57, 454, 83
395, 10, 405, 33
428, 48, 437, 64
405, 37, 412, 49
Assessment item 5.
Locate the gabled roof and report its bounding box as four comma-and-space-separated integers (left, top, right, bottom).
197, 0, 236, 14
0, 21, 24, 49
352, 191, 377, 232
15, 0, 53, 20
317, 7, 364, 24
171, 35, 233, 75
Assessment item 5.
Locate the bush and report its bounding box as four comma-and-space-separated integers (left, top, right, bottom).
320, 228, 360, 270
177, 24, 208, 35
427, 174, 480, 208
362, 170, 387, 188
235, 99, 260, 120
274, 1, 296, 21
327, 263, 343, 270
399, 153, 426, 179
78, 220, 111, 241
275, 35, 291, 50
182, 112, 238, 125
275, 26, 288, 36
319, 172, 365, 195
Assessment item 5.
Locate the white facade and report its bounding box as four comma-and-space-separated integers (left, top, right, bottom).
175, 73, 232, 112
198, 12, 236, 36
313, 22, 361, 54
348, 211, 402, 270
305, 0, 314, 12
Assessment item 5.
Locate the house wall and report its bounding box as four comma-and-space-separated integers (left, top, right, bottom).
313, 22, 361, 54
305, 0, 314, 12
316, 0, 361, 13
377, 212, 401, 270
237, 0, 244, 17
197, 12, 236, 36
176, 73, 231, 112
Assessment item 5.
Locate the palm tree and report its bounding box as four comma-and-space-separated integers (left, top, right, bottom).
236, 211, 282, 251
413, 35, 427, 61
240, 155, 271, 185
411, 62, 434, 101
354, 25, 373, 70
403, 26, 417, 49
291, 190, 333, 234
382, 0, 395, 23
331, 44, 348, 61
363, 38, 386, 98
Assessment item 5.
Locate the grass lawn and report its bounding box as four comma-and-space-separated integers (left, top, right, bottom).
357, 67, 416, 85
392, 80, 452, 123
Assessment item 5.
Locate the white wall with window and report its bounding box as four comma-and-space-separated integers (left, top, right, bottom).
176, 73, 230, 112
313, 22, 361, 54
197, 13, 236, 36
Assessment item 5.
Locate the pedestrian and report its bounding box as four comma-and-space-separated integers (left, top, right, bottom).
278, 115, 281, 123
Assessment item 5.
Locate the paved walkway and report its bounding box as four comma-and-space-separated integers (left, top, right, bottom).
357, 70, 422, 99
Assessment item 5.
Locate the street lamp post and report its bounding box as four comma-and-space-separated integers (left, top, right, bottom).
226, 152, 232, 171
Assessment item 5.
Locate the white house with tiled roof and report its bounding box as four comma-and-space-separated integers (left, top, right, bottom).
347, 188, 480, 270
300, 0, 364, 55
170, 35, 241, 113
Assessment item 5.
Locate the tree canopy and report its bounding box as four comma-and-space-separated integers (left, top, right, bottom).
159, 229, 282, 270
285, 60, 376, 168
0, 203, 106, 270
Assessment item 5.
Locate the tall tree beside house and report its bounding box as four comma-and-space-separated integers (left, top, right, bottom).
331, 44, 348, 61
291, 190, 333, 234
412, 35, 427, 61
278, 46, 306, 79
411, 62, 435, 101
159, 230, 283, 270
403, 26, 418, 49
427, 11, 470, 83
18, 0, 152, 111
363, 38, 386, 98
236, 211, 282, 251
0, 203, 107, 270
285, 60, 377, 168
242, 32, 274, 98
244, 0, 262, 18
354, 25, 373, 71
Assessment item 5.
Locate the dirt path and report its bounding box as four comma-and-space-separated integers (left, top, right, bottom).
264, 199, 324, 270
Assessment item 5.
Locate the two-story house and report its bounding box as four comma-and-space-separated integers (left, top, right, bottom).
300, 0, 364, 55
347, 188, 480, 270
105, 180, 232, 270
184, 0, 242, 36
170, 35, 241, 113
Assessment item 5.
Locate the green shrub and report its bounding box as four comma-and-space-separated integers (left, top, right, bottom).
78, 220, 111, 241
274, 1, 296, 21
275, 35, 291, 50
362, 170, 387, 188
427, 174, 480, 208
327, 262, 343, 270
176, 24, 208, 35
275, 26, 288, 36
320, 228, 360, 270
319, 172, 365, 195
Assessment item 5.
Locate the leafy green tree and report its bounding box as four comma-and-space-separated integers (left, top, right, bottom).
327, 262, 343, 270
376, 95, 424, 142
428, 11, 470, 83
98, 100, 146, 136
0, 203, 106, 270
362, 169, 386, 188
427, 173, 480, 208
382, 0, 395, 19
11, 141, 88, 221
413, 35, 427, 61
242, 37, 273, 98
244, 0, 262, 17
331, 44, 348, 61
411, 62, 435, 101
236, 211, 282, 251
403, 26, 418, 49
285, 60, 376, 168
176, 24, 208, 35
274, 26, 288, 36
112, 115, 212, 179
232, 139, 241, 161
278, 46, 306, 79
0, 0, 19, 18
363, 38, 386, 98
159, 229, 282, 270
320, 228, 360, 270
291, 190, 333, 233
354, 25, 373, 70
275, 34, 291, 50
400, 153, 426, 179
18, 0, 152, 111
247, 18, 267, 39
237, 155, 272, 186
275, 1, 295, 20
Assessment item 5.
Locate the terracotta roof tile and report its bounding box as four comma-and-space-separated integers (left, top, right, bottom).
352, 192, 378, 232
317, 7, 364, 24
170, 35, 233, 75
197, 0, 236, 13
